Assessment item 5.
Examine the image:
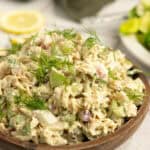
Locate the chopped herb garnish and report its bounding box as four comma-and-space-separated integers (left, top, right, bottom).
8, 43, 22, 54
84, 37, 97, 48
47, 29, 77, 40
128, 7, 138, 18
15, 91, 47, 110
47, 30, 62, 35
108, 68, 118, 80
51, 43, 62, 56
62, 29, 77, 40
34, 52, 74, 84
94, 75, 107, 85
24, 34, 37, 45
84, 28, 102, 43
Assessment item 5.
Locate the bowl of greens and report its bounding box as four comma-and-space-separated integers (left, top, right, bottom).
120, 0, 150, 73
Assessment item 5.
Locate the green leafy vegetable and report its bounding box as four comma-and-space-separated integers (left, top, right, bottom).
128, 7, 138, 18
15, 91, 48, 110
141, 0, 150, 9
144, 32, 150, 49
139, 12, 150, 33
136, 32, 145, 44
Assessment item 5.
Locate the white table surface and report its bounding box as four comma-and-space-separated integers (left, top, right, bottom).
0, 0, 149, 150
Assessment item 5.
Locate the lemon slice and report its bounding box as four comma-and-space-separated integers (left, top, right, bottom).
0, 11, 45, 34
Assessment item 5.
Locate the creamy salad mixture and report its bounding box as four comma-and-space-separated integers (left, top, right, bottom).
0, 29, 145, 145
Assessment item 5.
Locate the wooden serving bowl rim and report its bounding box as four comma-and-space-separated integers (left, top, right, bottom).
0, 75, 149, 150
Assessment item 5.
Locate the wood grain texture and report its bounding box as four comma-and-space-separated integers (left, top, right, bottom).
0, 75, 149, 150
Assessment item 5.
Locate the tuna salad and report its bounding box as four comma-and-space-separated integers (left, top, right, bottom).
0, 29, 145, 146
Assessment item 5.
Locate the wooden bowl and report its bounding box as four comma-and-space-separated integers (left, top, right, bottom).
0, 75, 149, 150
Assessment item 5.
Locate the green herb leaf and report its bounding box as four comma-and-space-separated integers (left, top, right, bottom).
34, 52, 74, 84
62, 29, 77, 39
8, 43, 22, 54
15, 92, 47, 110
47, 29, 77, 40
144, 32, 150, 50
84, 29, 102, 43
108, 68, 118, 80
128, 7, 138, 18
84, 37, 97, 48
47, 30, 62, 35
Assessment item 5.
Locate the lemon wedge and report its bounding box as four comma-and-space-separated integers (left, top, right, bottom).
0, 11, 45, 34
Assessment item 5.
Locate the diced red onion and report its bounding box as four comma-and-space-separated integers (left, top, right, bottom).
79, 110, 91, 122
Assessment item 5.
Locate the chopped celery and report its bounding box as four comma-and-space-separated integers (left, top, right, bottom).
110, 100, 125, 118
49, 68, 70, 87
71, 83, 83, 96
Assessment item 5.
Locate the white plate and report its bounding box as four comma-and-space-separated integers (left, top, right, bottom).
120, 35, 150, 73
